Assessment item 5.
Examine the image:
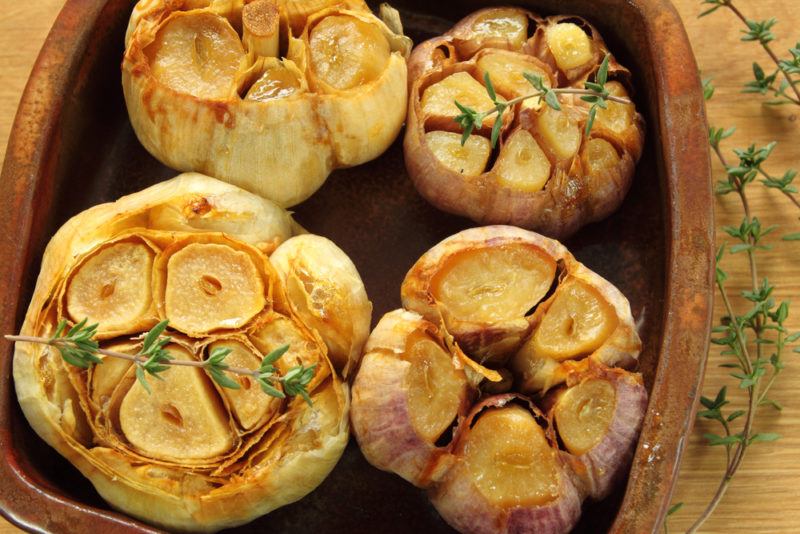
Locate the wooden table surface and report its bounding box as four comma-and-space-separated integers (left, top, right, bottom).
0, 1, 798, 532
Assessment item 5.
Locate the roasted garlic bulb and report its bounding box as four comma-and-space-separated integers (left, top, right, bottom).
404, 8, 646, 238
12, 173, 371, 532
351, 226, 647, 534
122, 0, 411, 207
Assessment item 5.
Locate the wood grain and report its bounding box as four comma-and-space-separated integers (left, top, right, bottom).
0, 0, 797, 533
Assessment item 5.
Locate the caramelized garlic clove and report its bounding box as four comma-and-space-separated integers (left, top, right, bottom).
431, 400, 582, 534
581, 137, 621, 181
494, 128, 552, 192
65, 240, 157, 337
351, 310, 468, 486
552, 367, 648, 500
309, 14, 391, 90
269, 234, 372, 378
207, 339, 282, 430
429, 244, 555, 326
145, 11, 244, 99
475, 50, 552, 110
421, 71, 498, 133
453, 8, 529, 58
163, 242, 266, 335
425, 131, 491, 177
119, 344, 234, 461
534, 105, 582, 162
245, 59, 305, 102
90, 341, 137, 408
545, 22, 595, 72
402, 227, 565, 361
145, 177, 294, 251
594, 81, 636, 134
530, 277, 619, 360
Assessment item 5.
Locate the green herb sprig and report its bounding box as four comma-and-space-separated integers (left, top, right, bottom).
6, 319, 315, 405
664, 74, 800, 534
453, 54, 631, 147
700, 0, 800, 105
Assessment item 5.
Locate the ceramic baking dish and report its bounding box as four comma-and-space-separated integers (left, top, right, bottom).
0, 0, 712, 531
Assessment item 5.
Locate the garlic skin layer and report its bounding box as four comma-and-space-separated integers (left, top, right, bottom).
12, 173, 371, 532
404, 8, 646, 239
352, 226, 647, 534
122, 0, 410, 208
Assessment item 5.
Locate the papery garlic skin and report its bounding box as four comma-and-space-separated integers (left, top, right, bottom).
404, 8, 646, 239
12, 174, 364, 532
122, 0, 409, 208
270, 234, 372, 378
351, 310, 468, 486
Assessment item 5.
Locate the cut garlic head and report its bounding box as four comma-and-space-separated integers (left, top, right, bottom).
123, 0, 409, 207
405, 8, 645, 238
353, 226, 646, 534
13, 173, 370, 531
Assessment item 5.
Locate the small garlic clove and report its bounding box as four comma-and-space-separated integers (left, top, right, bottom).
551, 365, 648, 500
64, 238, 159, 338
431, 398, 582, 534
119, 344, 234, 461
493, 128, 552, 192
425, 131, 491, 177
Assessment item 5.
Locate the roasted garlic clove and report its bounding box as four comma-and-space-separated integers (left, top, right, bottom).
123, 0, 408, 207
269, 234, 372, 378
550, 364, 648, 500
451, 8, 530, 58
475, 50, 552, 110
12, 174, 356, 531
244, 58, 306, 101
146, 11, 245, 99
512, 265, 641, 394
431, 398, 582, 534
545, 22, 596, 74
425, 131, 492, 177
420, 71, 499, 133
402, 226, 562, 362
119, 343, 234, 461
351, 310, 469, 486
206, 339, 282, 430
157, 239, 268, 335
63, 237, 159, 338
404, 7, 646, 238
493, 128, 552, 192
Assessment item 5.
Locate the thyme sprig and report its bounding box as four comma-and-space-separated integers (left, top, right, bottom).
700, 0, 800, 105
453, 54, 631, 147
665, 74, 800, 533
6, 319, 315, 405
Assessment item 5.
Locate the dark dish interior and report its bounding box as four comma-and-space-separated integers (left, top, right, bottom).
7, 0, 664, 532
